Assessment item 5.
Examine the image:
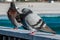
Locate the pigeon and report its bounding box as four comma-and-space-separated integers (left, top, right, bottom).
7, 2, 20, 29
18, 8, 56, 34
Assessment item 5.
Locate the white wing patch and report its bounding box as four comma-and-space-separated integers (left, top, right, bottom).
25, 13, 41, 25
43, 24, 46, 27
34, 20, 42, 28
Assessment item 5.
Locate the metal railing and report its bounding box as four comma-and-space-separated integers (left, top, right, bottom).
0, 34, 28, 40
0, 26, 60, 40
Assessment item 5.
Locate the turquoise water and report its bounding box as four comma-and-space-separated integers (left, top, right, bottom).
0, 15, 60, 34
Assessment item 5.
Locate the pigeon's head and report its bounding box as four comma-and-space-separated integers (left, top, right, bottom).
10, 2, 19, 11
10, 2, 16, 9
21, 8, 32, 14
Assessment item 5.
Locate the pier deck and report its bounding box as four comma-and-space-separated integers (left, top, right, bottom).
0, 26, 60, 40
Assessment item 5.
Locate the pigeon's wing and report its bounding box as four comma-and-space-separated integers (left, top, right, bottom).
40, 25, 56, 34
15, 14, 21, 23
25, 19, 37, 31
25, 14, 56, 34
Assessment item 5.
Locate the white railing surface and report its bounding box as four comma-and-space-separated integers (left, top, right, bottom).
0, 26, 60, 40
0, 2, 60, 15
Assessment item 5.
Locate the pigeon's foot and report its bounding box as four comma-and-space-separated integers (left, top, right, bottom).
29, 31, 36, 35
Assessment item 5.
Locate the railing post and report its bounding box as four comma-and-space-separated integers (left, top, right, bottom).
18, 39, 20, 40
14, 37, 16, 40
8, 37, 10, 40
3, 36, 5, 40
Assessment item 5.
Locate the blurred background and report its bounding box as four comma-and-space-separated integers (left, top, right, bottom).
0, 0, 60, 2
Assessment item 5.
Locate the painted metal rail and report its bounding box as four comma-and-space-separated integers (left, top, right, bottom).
0, 26, 60, 40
